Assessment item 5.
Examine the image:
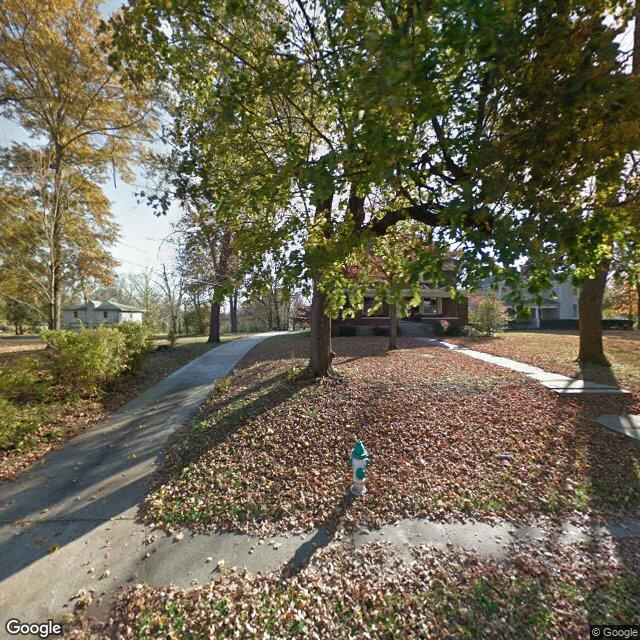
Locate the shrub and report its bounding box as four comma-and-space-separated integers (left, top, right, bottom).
433, 320, 449, 336
43, 327, 128, 395
114, 322, 152, 373
506, 319, 533, 330
468, 294, 509, 337
445, 323, 466, 337
0, 397, 43, 452
338, 325, 357, 337
539, 318, 634, 330
372, 325, 390, 336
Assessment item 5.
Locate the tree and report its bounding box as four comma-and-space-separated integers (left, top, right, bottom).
0, 183, 48, 324
229, 288, 240, 334
0, 145, 119, 324
569, 0, 640, 362
242, 254, 299, 332
158, 263, 184, 335
468, 294, 509, 337
111, 0, 637, 376
124, 269, 164, 329
2, 299, 38, 334
343, 225, 438, 351
174, 198, 236, 343
603, 278, 638, 321
0, 0, 153, 328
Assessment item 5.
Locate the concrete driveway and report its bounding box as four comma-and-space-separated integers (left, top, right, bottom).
0, 333, 280, 636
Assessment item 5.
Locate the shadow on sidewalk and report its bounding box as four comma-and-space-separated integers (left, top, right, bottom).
281, 492, 356, 579
0, 336, 277, 584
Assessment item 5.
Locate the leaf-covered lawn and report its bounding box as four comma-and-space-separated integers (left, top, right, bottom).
0, 335, 239, 481
445, 330, 640, 392
144, 335, 640, 537
68, 535, 640, 639
0, 338, 47, 368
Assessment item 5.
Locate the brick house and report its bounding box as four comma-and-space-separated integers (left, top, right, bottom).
333, 261, 468, 332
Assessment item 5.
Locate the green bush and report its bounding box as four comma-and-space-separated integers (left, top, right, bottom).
445, 323, 467, 337
338, 325, 357, 337
468, 295, 509, 337
0, 397, 43, 452
372, 325, 390, 336
433, 320, 449, 336
43, 326, 128, 395
113, 322, 152, 373
539, 318, 634, 330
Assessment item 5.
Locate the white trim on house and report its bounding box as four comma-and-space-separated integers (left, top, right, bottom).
479, 279, 579, 322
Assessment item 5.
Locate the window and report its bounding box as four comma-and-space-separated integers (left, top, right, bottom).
572, 304, 578, 319
421, 297, 438, 315
73, 311, 78, 318
573, 287, 578, 296
103, 311, 108, 319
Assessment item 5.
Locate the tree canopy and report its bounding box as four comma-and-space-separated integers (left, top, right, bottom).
0, 0, 154, 328
111, 0, 639, 373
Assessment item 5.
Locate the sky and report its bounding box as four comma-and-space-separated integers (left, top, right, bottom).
0, 0, 181, 279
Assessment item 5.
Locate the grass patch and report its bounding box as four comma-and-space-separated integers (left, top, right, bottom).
446, 330, 640, 391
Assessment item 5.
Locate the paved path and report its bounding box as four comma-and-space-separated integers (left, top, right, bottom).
0, 335, 42, 344
0, 333, 280, 634
421, 338, 640, 445
422, 338, 629, 395
597, 414, 640, 440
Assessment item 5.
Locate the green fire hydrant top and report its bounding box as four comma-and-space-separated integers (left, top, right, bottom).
350, 440, 369, 461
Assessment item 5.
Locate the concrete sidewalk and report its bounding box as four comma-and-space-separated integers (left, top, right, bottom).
420, 338, 639, 445
0, 333, 280, 633
422, 338, 629, 395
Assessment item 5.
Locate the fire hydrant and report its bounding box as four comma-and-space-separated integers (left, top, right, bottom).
349, 440, 371, 497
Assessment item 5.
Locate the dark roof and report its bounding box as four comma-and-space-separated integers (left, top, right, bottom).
64, 300, 144, 313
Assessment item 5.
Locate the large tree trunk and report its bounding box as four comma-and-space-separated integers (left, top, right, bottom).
308, 193, 334, 376
230, 289, 238, 333
578, 259, 610, 366
309, 281, 334, 377
388, 302, 398, 350
273, 285, 284, 330
208, 300, 221, 343
50, 146, 64, 330
636, 281, 640, 330
49, 240, 63, 330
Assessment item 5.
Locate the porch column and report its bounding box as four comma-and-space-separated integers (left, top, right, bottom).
532, 306, 540, 328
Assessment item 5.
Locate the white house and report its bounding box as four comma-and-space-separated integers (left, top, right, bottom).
479, 279, 579, 327
62, 300, 144, 329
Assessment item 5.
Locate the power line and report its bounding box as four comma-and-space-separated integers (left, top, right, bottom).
117, 240, 153, 255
